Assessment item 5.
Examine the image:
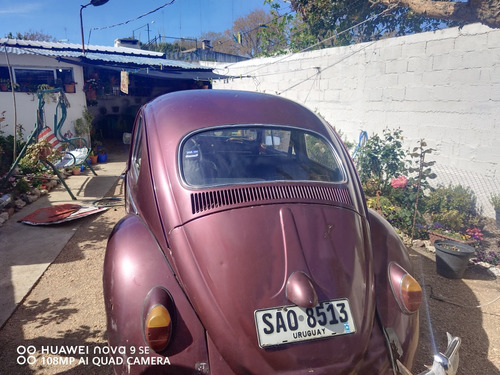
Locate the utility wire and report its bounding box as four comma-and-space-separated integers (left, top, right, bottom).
90, 0, 176, 31
220, 3, 397, 78
237, 9, 391, 98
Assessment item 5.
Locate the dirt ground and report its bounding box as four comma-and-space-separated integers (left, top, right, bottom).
0, 175, 499, 374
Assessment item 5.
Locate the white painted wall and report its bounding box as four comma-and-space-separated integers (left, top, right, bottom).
212, 23, 500, 218
0, 54, 87, 140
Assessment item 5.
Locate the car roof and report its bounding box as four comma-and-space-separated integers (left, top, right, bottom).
142, 89, 332, 143
137, 90, 360, 228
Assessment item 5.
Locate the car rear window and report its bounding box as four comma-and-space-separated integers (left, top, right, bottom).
180, 126, 346, 187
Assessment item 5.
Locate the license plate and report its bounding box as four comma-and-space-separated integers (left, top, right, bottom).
254, 299, 356, 348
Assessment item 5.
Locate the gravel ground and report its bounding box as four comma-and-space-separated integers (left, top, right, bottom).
410, 245, 500, 374
0, 179, 123, 375
0, 175, 498, 374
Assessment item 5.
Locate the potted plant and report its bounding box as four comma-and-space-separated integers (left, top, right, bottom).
490, 194, 500, 228
427, 222, 477, 246
434, 240, 475, 279
22, 140, 61, 164
88, 150, 98, 165
97, 146, 107, 163
72, 165, 82, 175
74, 107, 94, 148
0, 79, 9, 91
64, 81, 76, 93
84, 74, 103, 101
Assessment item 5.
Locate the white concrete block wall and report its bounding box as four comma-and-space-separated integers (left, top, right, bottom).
213, 23, 500, 217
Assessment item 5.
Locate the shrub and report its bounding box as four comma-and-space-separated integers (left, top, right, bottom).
367, 194, 426, 238
490, 194, 500, 210
427, 184, 478, 232
356, 128, 407, 195
359, 133, 437, 239
0, 134, 25, 175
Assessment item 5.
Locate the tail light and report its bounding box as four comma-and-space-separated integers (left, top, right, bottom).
388, 262, 422, 314
145, 304, 172, 352
142, 287, 175, 352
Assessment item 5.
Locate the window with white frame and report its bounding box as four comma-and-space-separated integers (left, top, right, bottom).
12, 67, 74, 93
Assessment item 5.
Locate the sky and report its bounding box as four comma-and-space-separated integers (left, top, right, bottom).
0, 0, 290, 47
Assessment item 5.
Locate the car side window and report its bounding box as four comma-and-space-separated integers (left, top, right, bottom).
304, 133, 338, 170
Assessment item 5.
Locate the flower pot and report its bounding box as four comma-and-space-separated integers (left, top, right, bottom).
86, 88, 97, 101
97, 153, 107, 163
64, 83, 76, 93
89, 155, 98, 164
72, 168, 81, 175
434, 240, 475, 279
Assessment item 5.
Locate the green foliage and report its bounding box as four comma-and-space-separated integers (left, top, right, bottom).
142, 41, 187, 54
19, 140, 61, 168
0, 113, 25, 175
289, 0, 457, 47
367, 195, 426, 238
5, 30, 56, 42
490, 194, 500, 210
74, 107, 94, 137
258, 0, 316, 56
356, 128, 407, 195
359, 131, 438, 239
0, 135, 19, 175
427, 184, 478, 232
358, 131, 480, 239
385, 206, 417, 236
408, 140, 436, 190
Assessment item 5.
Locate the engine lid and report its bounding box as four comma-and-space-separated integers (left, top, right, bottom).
169, 203, 375, 373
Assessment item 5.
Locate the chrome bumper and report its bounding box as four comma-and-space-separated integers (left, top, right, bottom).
397, 333, 461, 375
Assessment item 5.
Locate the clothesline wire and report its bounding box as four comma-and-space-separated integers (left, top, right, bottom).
220, 3, 397, 78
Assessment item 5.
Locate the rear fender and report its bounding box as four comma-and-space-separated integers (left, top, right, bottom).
369, 209, 419, 369
103, 214, 208, 374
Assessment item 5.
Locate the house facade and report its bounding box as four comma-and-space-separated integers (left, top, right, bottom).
0, 39, 219, 143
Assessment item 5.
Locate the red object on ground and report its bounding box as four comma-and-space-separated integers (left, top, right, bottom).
18, 204, 107, 225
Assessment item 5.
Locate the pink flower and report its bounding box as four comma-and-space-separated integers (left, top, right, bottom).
391, 176, 408, 189
466, 227, 483, 241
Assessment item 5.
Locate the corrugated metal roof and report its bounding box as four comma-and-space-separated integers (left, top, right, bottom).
82, 52, 202, 69
0, 38, 208, 70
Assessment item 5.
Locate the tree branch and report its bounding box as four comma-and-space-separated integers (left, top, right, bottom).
375, 0, 500, 28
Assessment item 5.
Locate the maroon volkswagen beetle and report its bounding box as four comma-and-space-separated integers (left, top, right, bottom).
103, 90, 460, 374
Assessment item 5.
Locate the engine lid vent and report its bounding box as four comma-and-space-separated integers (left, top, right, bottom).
190, 184, 352, 214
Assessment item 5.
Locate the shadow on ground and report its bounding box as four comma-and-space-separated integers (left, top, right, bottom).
410, 247, 500, 374
0, 178, 124, 375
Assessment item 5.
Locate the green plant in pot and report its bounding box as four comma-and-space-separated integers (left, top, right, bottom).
88, 149, 98, 164
73, 108, 93, 148
490, 194, 500, 228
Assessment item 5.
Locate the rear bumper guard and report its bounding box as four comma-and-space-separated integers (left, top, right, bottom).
397, 333, 461, 375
